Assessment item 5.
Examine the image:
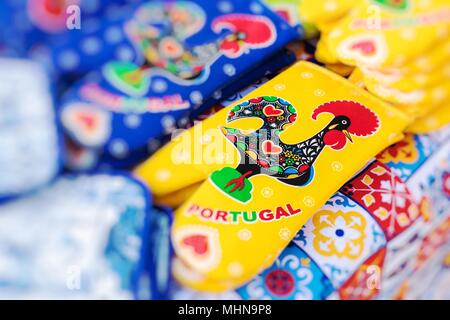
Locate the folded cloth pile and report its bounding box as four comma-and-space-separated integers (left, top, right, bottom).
0, 0, 448, 300
56, 0, 299, 170
299, 0, 450, 132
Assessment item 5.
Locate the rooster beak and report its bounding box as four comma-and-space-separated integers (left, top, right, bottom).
343, 130, 353, 143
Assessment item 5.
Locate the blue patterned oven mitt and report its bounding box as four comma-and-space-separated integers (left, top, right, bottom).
63, 48, 297, 171
58, 0, 299, 170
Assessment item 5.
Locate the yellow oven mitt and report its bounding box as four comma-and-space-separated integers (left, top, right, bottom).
299, 0, 353, 32
361, 64, 449, 94
348, 68, 450, 131
135, 61, 410, 292
359, 37, 450, 91
348, 67, 367, 88
324, 63, 355, 77
306, 0, 450, 130
318, 0, 450, 69
364, 78, 450, 118
154, 182, 202, 208
361, 39, 450, 94
349, 68, 450, 127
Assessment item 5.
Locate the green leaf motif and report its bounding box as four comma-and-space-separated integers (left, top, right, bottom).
210, 167, 253, 203
373, 0, 409, 11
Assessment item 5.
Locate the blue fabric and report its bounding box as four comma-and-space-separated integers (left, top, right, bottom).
0, 0, 141, 56
63, 47, 296, 171
59, 1, 299, 158
145, 205, 174, 300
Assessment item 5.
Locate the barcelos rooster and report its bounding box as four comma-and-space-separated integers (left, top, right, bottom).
211, 97, 380, 203
104, 1, 276, 97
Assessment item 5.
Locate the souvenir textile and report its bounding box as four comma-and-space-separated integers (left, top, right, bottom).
135, 61, 410, 291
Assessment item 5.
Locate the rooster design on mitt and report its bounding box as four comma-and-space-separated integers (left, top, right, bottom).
211, 96, 380, 203
105, 1, 276, 96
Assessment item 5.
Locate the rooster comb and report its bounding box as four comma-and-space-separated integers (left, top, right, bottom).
312, 100, 380, 137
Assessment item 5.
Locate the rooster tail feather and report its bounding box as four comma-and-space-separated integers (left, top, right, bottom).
312, 100, 380, 137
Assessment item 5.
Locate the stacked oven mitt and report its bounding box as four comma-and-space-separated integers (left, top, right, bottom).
0, 172, 172, 299
56, 0, 300, 170
134, 61, 411, 292
298, 0, 450, 133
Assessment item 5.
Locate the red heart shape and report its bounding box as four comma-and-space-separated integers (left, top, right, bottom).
249, 97, 263, 103
182, 235, 208, 256
262, 140, 283, 155
298, 164, 310, 173
351, 40, 376, 55
226, 134, 237, 143
76, 113, 97, 131
263, 105, 284, 117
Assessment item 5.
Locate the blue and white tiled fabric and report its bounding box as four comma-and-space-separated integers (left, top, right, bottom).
172, 126, 450, 300
59, 0, 298, 171
0, 173, 168, 299
146, 205, 174, 300
0, 58, 61, 203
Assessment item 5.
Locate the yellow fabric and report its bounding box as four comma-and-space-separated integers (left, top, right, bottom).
154, 182, 202, 208
348, 67, 366, 88
301, 0, 450, 132
317, 1, 450, 68
363, 77, 450, 117
135, 62, 409, 291
299, 0, 353, 31
324, 63, 354, 77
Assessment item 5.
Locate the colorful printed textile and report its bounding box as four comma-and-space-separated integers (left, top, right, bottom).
58, 0, 298, 171
135, 61, 409, 292
299, 0, 450, 131
0, 0, 448, 301
63, 48, 297, 171
173, 126, 450, 299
